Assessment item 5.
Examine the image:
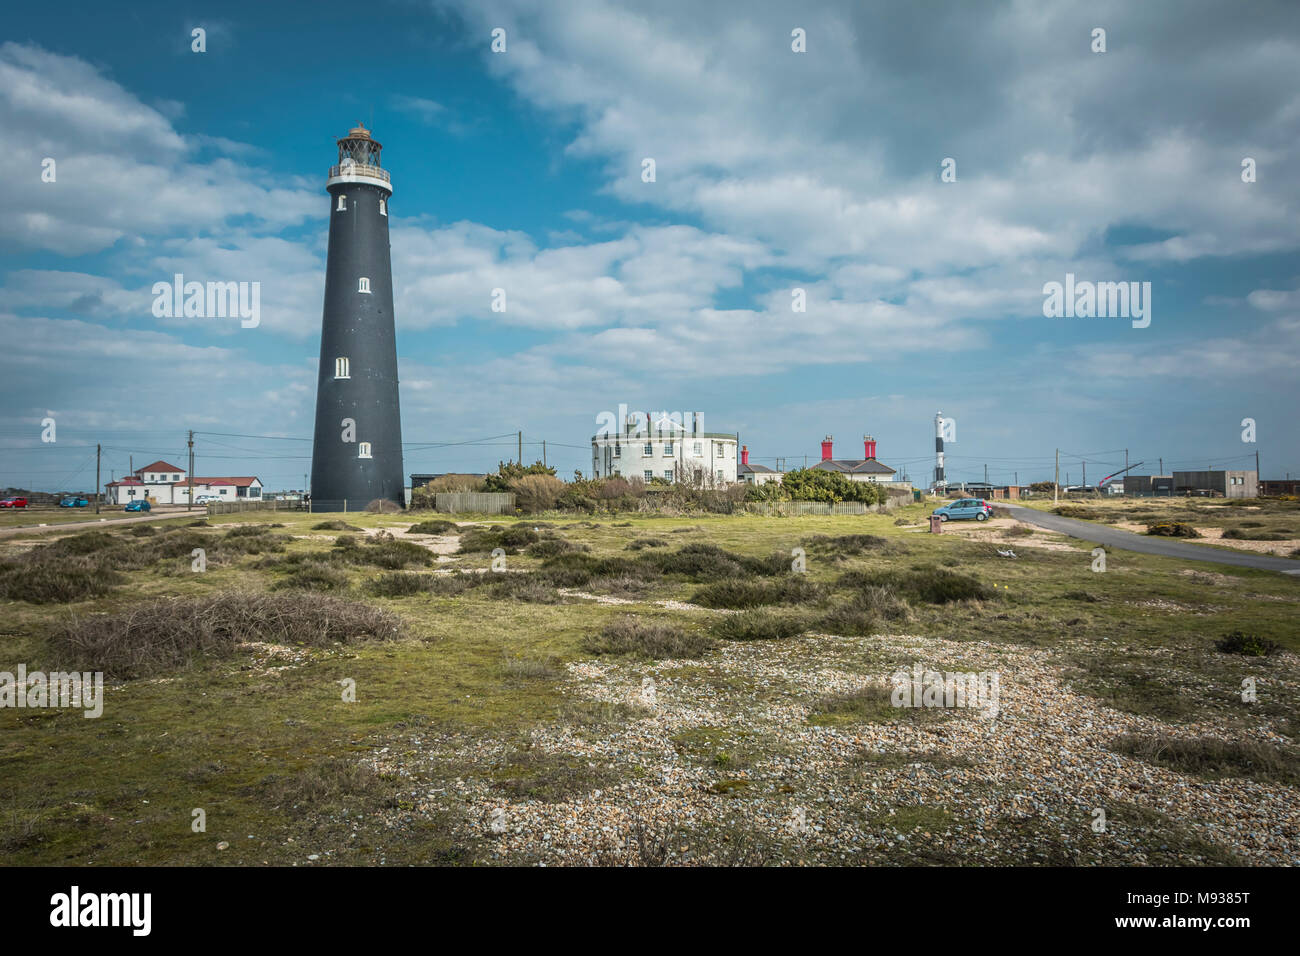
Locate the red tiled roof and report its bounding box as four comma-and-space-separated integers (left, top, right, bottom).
136, 460, 185, 474
169, 477, 260, 487
105, 478, 145, 486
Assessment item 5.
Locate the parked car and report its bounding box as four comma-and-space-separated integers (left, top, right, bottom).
932, 498, 992, 522
124, 499, 151, 512
194, 494, 219, 504
0, 497, 28, 509
59, 496, 89, 508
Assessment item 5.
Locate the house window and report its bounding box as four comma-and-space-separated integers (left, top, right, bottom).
643, 443, 653, 456
693, 442, 702, 455
379, 199, 387, 216
613, 444, 621, 457
249, 487, 260, 497
358, 277, 371, 294
664, 441, 673, 455
172, 474, 179, 481
358, 442, 372, 459
664, 470, 673, 481
337, 195, 347, 212
335, 357, 350, 379
644, 470, 653, 482
716, 470, 724, 483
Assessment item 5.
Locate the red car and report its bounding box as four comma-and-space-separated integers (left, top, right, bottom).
0, 497, 28, 508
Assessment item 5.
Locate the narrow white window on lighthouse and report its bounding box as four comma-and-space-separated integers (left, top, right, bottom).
336, 194, 346, 212
334, 357, 350, 379
358, 442, 372, 459
358, 277, 371, 294
379, 199, 387, 216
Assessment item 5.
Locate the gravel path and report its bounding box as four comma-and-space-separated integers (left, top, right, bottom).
373, 631, 1299, 866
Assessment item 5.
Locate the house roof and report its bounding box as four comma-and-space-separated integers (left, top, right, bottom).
812, 458, 897, 476
105, 478, 145, 487
169, 476, 260, 487
136, 460, 185, 474
739, 463, 777, 474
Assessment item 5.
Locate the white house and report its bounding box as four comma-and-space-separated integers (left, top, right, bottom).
592, 412, 738, 485
105, 460, 263, 505
811, 436, 909, 487
737, 446, 782, 485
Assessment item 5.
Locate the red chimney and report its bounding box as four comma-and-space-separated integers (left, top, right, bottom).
741, 445, 749, 466
821, 435, 833, 461
864, 435, 877, 459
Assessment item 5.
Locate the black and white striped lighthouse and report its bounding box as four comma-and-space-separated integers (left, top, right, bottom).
309, 124, 404, 510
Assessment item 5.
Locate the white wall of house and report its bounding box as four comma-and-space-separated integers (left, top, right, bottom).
592, 434, 738, 484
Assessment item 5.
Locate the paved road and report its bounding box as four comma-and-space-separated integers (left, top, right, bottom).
1004, 504, 1300, 575
0, 510, 201, 539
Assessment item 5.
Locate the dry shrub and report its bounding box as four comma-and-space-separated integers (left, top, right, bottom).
365, 498, 403, 514
48, 591, 407, 678
583, 616, 714, 659
509, 474, 565, 513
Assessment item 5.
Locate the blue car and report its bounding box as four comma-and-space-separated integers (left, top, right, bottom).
932, 498, 992, 522
59, 496, 88, 508
124, 499, 151, 512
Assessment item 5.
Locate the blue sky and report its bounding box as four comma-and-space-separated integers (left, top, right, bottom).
2, 0, 1298, 493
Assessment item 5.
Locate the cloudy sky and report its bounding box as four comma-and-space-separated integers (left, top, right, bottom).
2, 0, 1298, 492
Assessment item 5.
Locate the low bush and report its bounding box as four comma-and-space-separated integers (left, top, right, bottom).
313, 520, 363, 532
711, 609, 809, 642
583, 616, 715, 659
48, 591, 407, 678
625, 537, 669, 550
0, 559, 123, 604
690, 576, 823, 609
1110, 734, 1299, 787
407, 519, 458, 535
270, 560, 351, 592
488, 573, 569, 603
365, 499, 403, 514
838, 568, 992, 604
1145, 522, 1199, 538
1214, 630, 1282, 657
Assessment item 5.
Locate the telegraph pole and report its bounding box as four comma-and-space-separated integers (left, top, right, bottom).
95, 443, 101, 514
1082, 461, 1086, 489
1054, 449, 1059, 505
542, 440, 547, 469
984, 463, 988, 485
187, 430, 194, 511
518, 430, 522, 465
1159, 457, 1163, 474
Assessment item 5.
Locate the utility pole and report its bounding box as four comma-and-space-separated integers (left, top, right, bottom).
187, 430, 194, 512
984, 463, 988, 485
518, 431, 522, 465
1083, 461, 1086, 489
95, 443, 101, 514
542, 440, 547, 469
1054, 449, 1059, 505
1159, 457, 1163, 474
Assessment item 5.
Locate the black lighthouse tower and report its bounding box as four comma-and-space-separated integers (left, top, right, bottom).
310, 124, 404, 510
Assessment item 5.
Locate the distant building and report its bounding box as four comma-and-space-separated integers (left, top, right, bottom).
811, 435, 904, 485
591, 411, 738, 485
105, 460, 262, 505
737, 446, 781, 485
1172, 470, 1257, 498
1260, 479, 1300, 496
1122, 475, 1175, 496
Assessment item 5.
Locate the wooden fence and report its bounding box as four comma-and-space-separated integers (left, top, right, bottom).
434, 492, 516, 514
206, 499, 306, 515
